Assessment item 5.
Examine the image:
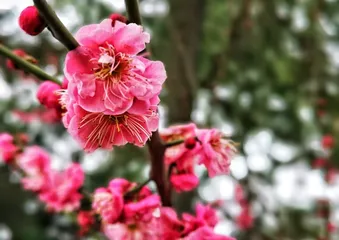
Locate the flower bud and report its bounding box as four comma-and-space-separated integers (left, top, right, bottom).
184, 137, 196, 149
109, 13, 127, 26
19, 6, 46, 36
37, 81, 61, 109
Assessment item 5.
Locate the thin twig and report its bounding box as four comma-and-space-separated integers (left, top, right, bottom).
33, 0, 79, 51
147, 132, 171, 206
0, 44, 61, 84
124, 178, 152, 198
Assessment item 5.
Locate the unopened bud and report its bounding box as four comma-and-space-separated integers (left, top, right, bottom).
19, 6, 46, 36
109, 13, 127, 26
184, 137, 196, 149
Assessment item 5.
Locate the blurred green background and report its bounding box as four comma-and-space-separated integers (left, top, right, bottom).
1, 0, 339, 239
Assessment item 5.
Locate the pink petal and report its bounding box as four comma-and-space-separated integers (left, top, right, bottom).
113, 23, 150, 55
64, 47, 95, 79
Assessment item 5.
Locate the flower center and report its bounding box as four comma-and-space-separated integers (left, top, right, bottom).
92, 44, 131, 83
109, 115, 128, 132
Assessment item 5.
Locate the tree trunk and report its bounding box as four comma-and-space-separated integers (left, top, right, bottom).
155, 0, 206, 213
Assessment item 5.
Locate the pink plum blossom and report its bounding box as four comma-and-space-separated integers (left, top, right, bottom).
77, 211, 95, 236
38, 163, 84, 212
196, 129, 236, 177
104, 220, 162, 240
17, 146, 50, 191
161, 123, 198, 165
0, 133, 18, 164
64, 19, 166, 115
123, 194, 160, 222
195, 203, 218, 228
181, 204, 218, 236
169, 157, 199, 193
108, 178, 135, 194
62, 96, 159, 152
159, 207, 183, 239
159, 204, 231, 240
170, 173, 199, 193
96, 178, 162, 239
236, 204, 254, 230
92, 187, 124, 223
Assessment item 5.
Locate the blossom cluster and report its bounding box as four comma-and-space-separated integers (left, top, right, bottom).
0, 130, 236, 239
60, 19, 166, 152
11, 8, 239, 239
76, 178, 235, 240
160, 123, 237, 192
0, 133, 84, 212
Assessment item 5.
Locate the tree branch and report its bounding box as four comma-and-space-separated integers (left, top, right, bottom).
124, 0, 171, 206
33, 0, 79, 51
148, 132, 171, 206
124, 0, 142, 25
0, 44, 61, 84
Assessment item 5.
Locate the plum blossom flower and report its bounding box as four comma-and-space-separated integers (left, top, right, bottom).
170, 173, 199, 193
38, 163, 84, 212
236, 204, 254, 230
159, 204, 232, 240
17, 146, 50, 191
169, 156, 199, 193
77, 211, 95, 236
62, 95, 159, 152
196, 129, 236, 177
123, 194, 160, 222
159, 207, 183, 239
104, 220, 162, 240
0, 133, 18, 164
195, 203, 218, 228
96, 178, 162, 240
64, 19, 166, 115
181, 204, 218, 235
92, 187, 124, 223
161, 123, 198, 165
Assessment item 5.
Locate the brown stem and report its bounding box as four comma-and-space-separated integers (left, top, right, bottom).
124, 0, 172, 206
147, 131, 171, 206
124, 0, 142, 25
33, 0, 79, 51
0, 44, 61, 84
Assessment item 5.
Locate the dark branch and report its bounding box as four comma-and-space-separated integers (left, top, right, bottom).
33, 0, 79, 51
124, 0, 142, 25
147, 132, 171, 206
0, 44, 61, 84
